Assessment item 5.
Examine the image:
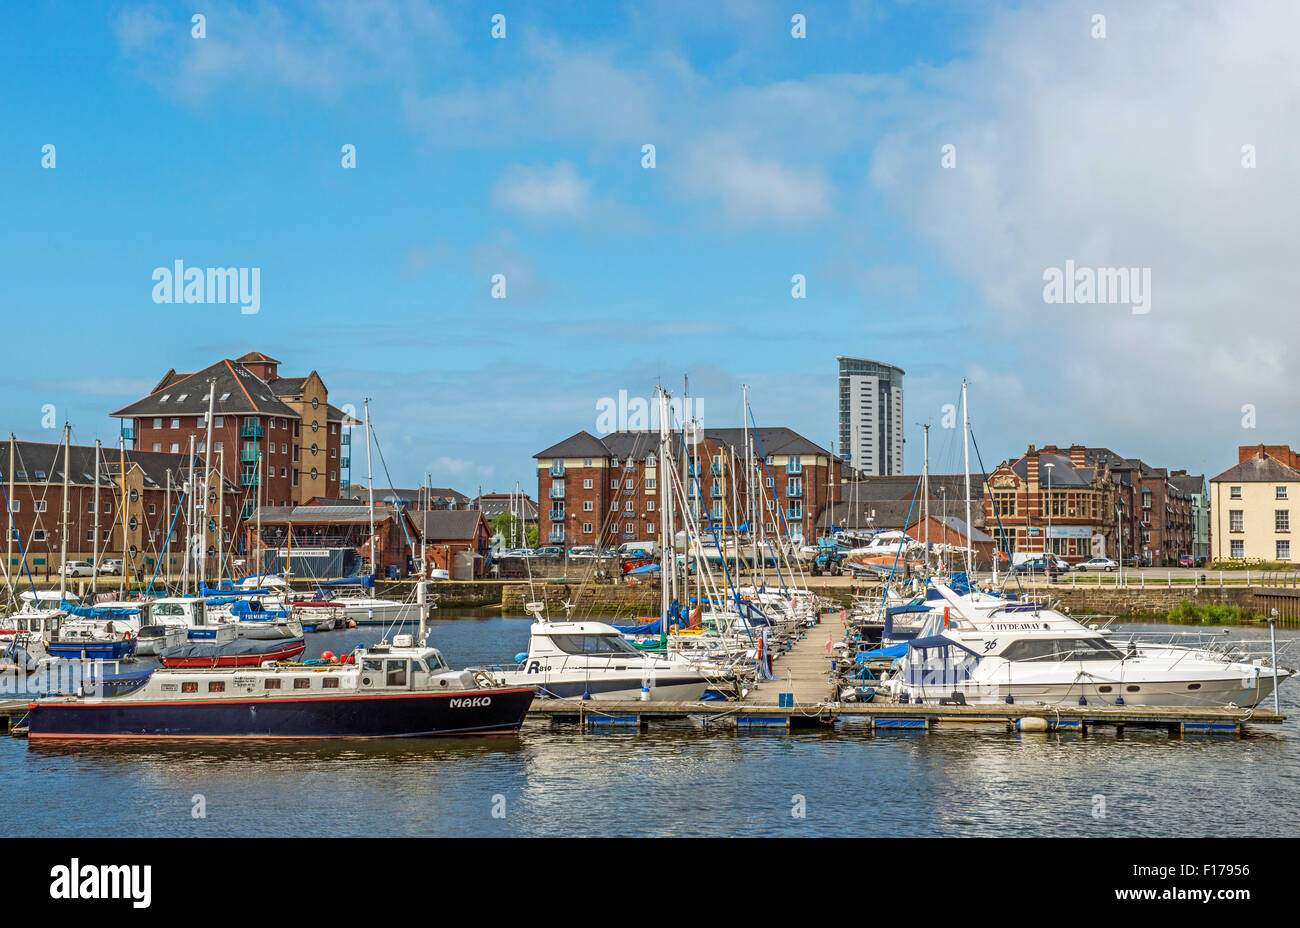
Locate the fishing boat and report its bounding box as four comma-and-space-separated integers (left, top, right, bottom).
26, 584, 535, 740
45, 607, 139, 662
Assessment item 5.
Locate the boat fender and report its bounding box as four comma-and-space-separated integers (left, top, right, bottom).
1005, 695, 1014, 704
1114, 695, 1124, 706
1078, 696, 1087, 706
124, 630, 131, 639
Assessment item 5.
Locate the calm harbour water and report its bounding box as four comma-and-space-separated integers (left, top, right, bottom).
2, 615, 1297, 837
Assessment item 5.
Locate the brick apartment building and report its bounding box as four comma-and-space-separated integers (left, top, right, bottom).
984, 444, 1196, 566
2, 438, 234, 581
112, 352, 359, 527
1081, 448, 1195, 565
345, 486, 471, 510
535, 428, 842, 547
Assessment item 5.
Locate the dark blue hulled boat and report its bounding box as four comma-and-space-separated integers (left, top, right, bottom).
27, 635, 535, 740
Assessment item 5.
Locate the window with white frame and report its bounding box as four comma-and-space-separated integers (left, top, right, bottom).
1231, 539, 1244, 557
1278, 510, 1290, 531
1230, 486, 1242, 499
583, 478, 592, 489
1279, 540, 1291, 560
1230, 510, 1244, 531
583, 501, 593, 511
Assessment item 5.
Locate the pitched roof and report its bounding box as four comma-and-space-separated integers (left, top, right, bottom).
535, 428, 834, 461
1169, 473, 1206, 495
0, 440, 234, 491
816, 498, 984, 532
1211, 453, 1300, 484
1010, 452, 1091, 487
253, 504, 401, 525
842, 475, 985, 502
412, 510, 487, 540
910, 514, 994, 544
110, 358, 298, 419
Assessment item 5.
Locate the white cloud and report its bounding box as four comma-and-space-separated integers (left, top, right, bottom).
868, 0, 1300, 467
492, 162, 592, 218
681, 135, 832, 227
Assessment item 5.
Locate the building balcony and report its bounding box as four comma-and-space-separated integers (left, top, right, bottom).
341, 432, 351, 445
787, 485, 803, 498
120, 425, 134, 441
786, 508, 804, 521
239, 472, 259, 487
241, 422, 264, 438
549, 487, 565, 499
340, 457, 350, 469
548, 509, 565, 521
548, 529, 565, 543
240, 503, 255, 520
549, 464, 565, 478
240, 444, 259, 463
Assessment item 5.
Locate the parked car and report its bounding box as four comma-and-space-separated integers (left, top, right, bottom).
59, 560, 96, 578
1178, 554, 1207, 568
1078, 557, 1118, 572
98, 559, 123, 575
535, 546, 565, 559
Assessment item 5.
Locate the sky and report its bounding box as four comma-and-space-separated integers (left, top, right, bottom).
3, 0, 1298, 493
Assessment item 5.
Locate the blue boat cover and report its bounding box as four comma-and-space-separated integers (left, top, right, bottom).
66, 606, 141, 618
854, 643, 908, 662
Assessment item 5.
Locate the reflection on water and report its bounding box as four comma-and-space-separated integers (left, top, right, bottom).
2, 616, 1296, 837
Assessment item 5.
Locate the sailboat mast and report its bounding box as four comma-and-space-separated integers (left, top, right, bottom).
364, 398, 376, 578
962, 380, 973, 576
922, 424, 929, 569
657, 387, 671, 627
58, 422, 70, 603
92, 440, 101, 599
6, 436, 14, 607
119, 433, 128, 596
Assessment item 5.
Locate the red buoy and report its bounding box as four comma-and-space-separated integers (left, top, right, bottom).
320, 650, 335, 662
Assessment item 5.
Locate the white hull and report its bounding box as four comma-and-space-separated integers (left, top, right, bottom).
496, 669, 712, 701
343, 601, 420, 625
902, 671, 1287, 709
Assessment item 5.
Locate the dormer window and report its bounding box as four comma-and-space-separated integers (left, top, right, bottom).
219, 392, 230, 402
176, 393, 188, 402
159, 394, 170, 403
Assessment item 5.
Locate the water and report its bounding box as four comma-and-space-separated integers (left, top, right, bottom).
2, 615, 1297, 837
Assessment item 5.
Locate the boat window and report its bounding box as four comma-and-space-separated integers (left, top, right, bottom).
208, 681, 225, 693
182, 681, 198, 693
294, 678, 311, 689
999, 638, 1126, 662
1187, 683, 1201, 690
362, 659, 384, 675
155, 603, 187, 617
550, 634, 640, 656
323, 677, 340, 689
425, 652, 447, 672
264, 679, 281, 689
386, 660, 408, 686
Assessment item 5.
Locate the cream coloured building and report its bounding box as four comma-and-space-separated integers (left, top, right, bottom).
1209, 448, 1300, 562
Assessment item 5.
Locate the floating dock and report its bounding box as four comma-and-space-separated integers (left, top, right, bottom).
523, 697, 1284, 735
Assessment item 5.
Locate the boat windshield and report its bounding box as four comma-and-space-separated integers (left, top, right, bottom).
154, 603, 189, 617
550, 634, 640, 655
1000, 638, 1126, 662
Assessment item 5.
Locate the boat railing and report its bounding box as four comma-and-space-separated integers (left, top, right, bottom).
1109, 630, 1296, 668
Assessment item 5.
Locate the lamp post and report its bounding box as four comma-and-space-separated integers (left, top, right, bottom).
1044, 462, 1055, 575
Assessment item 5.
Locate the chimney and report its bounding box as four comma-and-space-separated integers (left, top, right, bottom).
1025, 447, 1039, 488
1069, 444, 1087, 467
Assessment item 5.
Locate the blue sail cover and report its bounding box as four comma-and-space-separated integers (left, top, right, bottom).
66, 606, 140, 618
314, 576, 375, 588
854, 642, 908, 662
612, 600, 688, 635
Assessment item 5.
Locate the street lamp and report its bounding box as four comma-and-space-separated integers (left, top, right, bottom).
1044, 462, 1055, 573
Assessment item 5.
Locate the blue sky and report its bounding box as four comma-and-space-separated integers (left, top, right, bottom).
4, 0, 1297, 492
